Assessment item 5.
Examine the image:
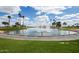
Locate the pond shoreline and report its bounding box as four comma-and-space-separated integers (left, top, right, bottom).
0, 33, 79, 41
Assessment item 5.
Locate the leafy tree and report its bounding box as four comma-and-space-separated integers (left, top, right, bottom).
52, 19, 56, 28
2, 22, 9, 26
56, 22, 61, 29
63, 22, 67, 25
15, 22, 20, 26
52, 22, 56, 25
56, 22, 61, 35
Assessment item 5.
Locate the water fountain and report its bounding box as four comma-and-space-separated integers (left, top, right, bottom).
38, 25, 51, 36
8, 22, 77, 36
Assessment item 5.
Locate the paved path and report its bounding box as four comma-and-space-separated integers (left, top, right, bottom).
0, 33, 79, 41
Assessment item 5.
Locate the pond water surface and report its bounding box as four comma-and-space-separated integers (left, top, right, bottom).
8, 28, 77, 37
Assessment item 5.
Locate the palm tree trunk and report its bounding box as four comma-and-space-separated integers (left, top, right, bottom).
20, 18, 21, 26
22, 19, 24, 26
22, 17, 24, 26
9, 19, 10, 26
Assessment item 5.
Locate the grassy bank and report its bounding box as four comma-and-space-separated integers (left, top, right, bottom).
62, 26, 79, 30
0, 38, 79, 53
0, 26, 26, 31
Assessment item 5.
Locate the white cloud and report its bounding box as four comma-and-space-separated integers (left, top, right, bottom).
0, 6, 21, 14
55, 13, 79, 26
36, 11, 41, 15
32, 6, 72, 15
35, 15, 49, 22
56, 13, 79, 20
17, 16, 31, 25
0, 15, 12, 21
23, 17, 31, 25
34, 15, 51, 26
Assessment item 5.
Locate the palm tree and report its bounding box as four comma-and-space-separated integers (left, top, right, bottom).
7, 16, 11, 26
18, 13, 25, 26
22, 16, 25, 26
18, 13, 22, 25
18, 13, 22, 17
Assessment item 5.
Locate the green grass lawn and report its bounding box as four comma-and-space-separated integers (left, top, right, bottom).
0, 38, 79, 53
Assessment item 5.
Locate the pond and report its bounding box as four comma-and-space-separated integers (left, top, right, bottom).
8, 28, 77, 37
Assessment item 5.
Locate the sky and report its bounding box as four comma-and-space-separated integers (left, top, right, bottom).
0, 6, 79, 26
